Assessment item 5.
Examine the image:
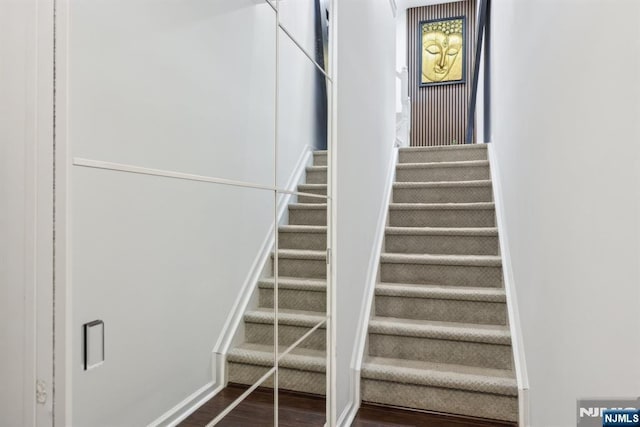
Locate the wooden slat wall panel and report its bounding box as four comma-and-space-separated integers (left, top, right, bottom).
408, 0, 477, 146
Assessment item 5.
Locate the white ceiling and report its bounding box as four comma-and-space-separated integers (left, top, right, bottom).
399, 0, 464, 12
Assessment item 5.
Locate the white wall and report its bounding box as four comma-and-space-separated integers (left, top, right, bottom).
396, 3, 407, 71
0, 3, 33, 424
66, 0, 319, 425
491, 1, 640, 426
396, 5, 408, 112
335, 0, 397, 419
395, 0, 457, 111
277, 0, 323, 188
69, 0, 275, 186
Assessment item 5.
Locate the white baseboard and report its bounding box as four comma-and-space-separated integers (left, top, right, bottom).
148, 381, 223, 427
212, 145, 313, 358
519, 387, 531, 427
487, 143, 530, 427
155, 146, 313, 426
277, 145, 315, 226
336, 368, 361, 427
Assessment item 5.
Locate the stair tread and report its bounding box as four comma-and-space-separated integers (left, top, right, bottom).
228, 343, 326, 372
394, 180, 492, 188
279, 225, 327, 233
385, 226, 497, 236
389, 202, 494, 210
361, 356, 517, 396
313, 150, 327, 154
376, 282, 505, 302
297, 183, 327, 189
258, 277, 326, 291
381, 253, 502, 266
369, 317, 511, 344
397, 160, 489, 169
274, 249, 327, 260
306, 165, 327, 171
245, 307, 326, 326
399, 145, 487, 153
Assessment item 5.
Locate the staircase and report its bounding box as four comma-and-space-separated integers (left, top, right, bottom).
226, 151, 327, 395
360, 144, 519, 422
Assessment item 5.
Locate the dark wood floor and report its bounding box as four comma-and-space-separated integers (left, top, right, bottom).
353, 404, 517, 427
180, 384, 516, 427
179, 384, 325, 427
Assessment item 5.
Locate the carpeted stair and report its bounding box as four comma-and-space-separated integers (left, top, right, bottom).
226, 151, 327, 395
361, 144, 518, 422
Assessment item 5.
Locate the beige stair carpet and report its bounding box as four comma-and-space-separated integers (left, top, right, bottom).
226, 151, 328, 396
361, 144, 519, 422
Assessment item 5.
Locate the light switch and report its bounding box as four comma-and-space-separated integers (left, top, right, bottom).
83, 320, 104, 370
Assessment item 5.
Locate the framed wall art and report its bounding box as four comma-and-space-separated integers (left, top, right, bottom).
419, 16, 466, 87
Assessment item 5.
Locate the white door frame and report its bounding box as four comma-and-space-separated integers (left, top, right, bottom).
35, 0, 56, 424
53, 0, 71, 424
1, 0, 56, 425
33, 0, 56, 424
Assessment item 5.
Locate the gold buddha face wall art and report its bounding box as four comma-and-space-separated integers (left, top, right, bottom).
420, 17, 466, 86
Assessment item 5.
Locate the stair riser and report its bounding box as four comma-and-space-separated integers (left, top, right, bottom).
297, 186, 327, 204
259, 288, 326, 312
288, 209, 327, 226
228, 363, 325, 395
245, 322, 325, 351
399, 148, 487, 163
313, 153, 327, 166
393, 186, 493, 203
298, 194, 327, 204
361, 379, 517, 422
385, 234, 499, 255
375, 296, 507, 325
298, 186, 326, 196
396, 165, 490, 182
275, 257, 326, 279
279, 231, 327, 250
368, 334, 513, 370
380, 263, 503, 287
388, 209, 495, 228
306, 169, 327, 184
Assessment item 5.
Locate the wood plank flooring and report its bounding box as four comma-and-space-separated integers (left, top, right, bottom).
353, 403, 517, 426
179, 384, 517, 427
179, 384, 325, 427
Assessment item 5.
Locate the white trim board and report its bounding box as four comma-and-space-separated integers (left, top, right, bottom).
53, 0, 73, 422
327, 1, 338, 422
486, 143, 530, 427
339, 143, 399, 427
389, 0, 398, 17
1, 2, 56, 424
276, 145, 317, 226
335, 367, 360, 427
